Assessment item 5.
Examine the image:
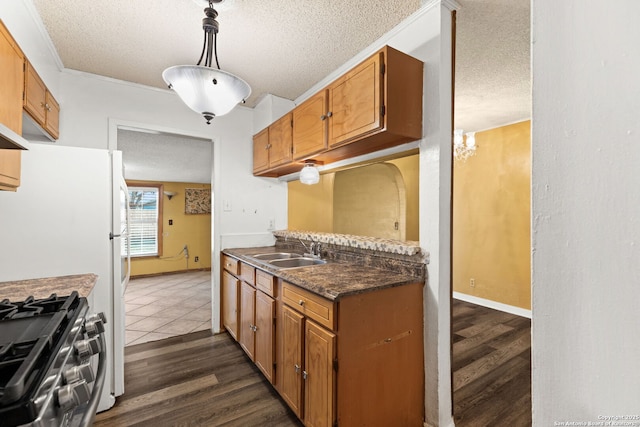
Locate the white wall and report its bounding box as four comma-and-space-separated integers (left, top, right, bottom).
532, 1, 640, 424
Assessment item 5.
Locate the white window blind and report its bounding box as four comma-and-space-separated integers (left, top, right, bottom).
128, 187, 160, 257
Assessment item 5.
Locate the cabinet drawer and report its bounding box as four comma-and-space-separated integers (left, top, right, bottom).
240, 262, 255, 285
256, 269, 275, 297
282, 282, 334, 330
222, 254, 239, 275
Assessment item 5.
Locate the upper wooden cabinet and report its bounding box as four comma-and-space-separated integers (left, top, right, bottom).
24, 60, 60, 140
319, 45, 423, 162
0, 20, 25, 191
292, 90, 328, 160
253, 113, 294, 175
253, 45, 423, 177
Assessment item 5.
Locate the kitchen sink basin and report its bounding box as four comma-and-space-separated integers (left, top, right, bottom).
250, 252, 303, 261
268, 257, 327, 268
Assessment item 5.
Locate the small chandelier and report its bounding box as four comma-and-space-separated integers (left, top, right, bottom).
162, 0, 251, 124
453, 129, 476, 161
299, 161, 320, 185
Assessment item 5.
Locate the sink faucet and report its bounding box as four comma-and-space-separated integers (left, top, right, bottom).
299, 235, 322, 258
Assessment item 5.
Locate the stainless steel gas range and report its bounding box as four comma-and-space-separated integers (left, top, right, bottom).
0, 292, 107, 426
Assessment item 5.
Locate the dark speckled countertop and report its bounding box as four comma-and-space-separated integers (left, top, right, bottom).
223, 247, 422, 301
0, 274, 98, 301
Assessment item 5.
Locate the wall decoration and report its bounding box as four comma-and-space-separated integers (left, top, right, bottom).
185, 188, 211, 214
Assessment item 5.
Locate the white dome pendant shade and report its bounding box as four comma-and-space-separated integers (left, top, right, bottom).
162, 66, 251, 123
163, 0, 251, 124
300, 163, 320, 185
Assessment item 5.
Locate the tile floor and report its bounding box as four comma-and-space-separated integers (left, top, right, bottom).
124, 270, 211, 346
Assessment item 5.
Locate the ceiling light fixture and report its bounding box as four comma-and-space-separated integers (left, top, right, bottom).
453, 129, 477, 161
299, 161, 320, 185
162, 0, 251, 124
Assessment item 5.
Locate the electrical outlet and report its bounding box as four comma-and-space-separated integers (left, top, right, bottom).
470, 278, 475, 288
268, 218, 275, 230
194, 256, 199, 262
168, 219, 173, 225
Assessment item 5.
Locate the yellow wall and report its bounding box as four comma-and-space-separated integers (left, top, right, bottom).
388, 155, 419, 241
288, 174, 335, 232
453, 121, 531, 309
287, 154, 419, 241
129, 181, 211, 277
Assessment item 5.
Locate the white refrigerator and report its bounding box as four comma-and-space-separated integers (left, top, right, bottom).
0, 143, 127, 412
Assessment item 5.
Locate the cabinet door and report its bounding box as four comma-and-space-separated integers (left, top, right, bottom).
45, 91, 60, 140
254, 290, 275, 383
269, 112, 293, 167
304, 320, 336, 427
0, 22, 24, 191
293, 90, 327, 160
221, 271, 240, 340
24, 61, 47, 126
239, 281, 256, 360
253, 127, 270, 173
281, 305, 305, 419
327, 51, 382, 148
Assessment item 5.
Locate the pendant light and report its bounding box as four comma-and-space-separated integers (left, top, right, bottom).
300, 161, 320, 185
163, 0, 251, 124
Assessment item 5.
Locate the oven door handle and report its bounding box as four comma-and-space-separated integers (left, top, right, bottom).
79, 331, 107, 427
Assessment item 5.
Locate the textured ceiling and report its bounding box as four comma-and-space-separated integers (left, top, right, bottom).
30, 0, 530, 182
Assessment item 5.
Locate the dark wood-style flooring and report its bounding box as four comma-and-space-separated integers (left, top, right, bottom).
94, 330, 302, 427
95, 299, 531, 426
452, 299, 532, 426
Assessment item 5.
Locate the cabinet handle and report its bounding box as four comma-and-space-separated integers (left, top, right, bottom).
253, 325, 258, 332
294, 364, 300, 374
265, 144, 269, 150
302, 370, 308, 380
298, 299, 305, 306
45, 103, 51, 111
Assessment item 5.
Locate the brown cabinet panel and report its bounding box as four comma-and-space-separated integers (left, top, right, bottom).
24, 61, 46, 125
328, 52, 382, 148
0, 21, 25, 191
222, 254, 239, 275
304, 320, 336, 427
280, 305, 304, 418
221, 271, 240, 340
282, 281, 334, 330
254, 290, 275, 383
240, 262, 255, 285
293, 90, 327, 160
239, 281, 256, 360
23, 60, 60, 141
269, 112, 293, 167
45, 91, 60, 139
253, 127, 270, 174
256, 269, 275, 297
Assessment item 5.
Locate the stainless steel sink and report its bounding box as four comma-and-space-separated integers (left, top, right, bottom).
268, 257, 327, 268
250, 252, 303, 261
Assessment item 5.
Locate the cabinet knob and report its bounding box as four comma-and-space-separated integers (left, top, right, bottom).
298, 299, 305, 306
320, 114, 326, 121
294, 364, 300, 374
302, 370, 308, 380
45, 103, 51, 111
327, 111, 333, 118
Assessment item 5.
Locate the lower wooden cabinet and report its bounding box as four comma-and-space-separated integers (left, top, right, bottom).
239, 280, 256, 359
254, 289, 275, 383
221, 253, 425, 426
281, 305, 336, 427
221, 271, 240, 340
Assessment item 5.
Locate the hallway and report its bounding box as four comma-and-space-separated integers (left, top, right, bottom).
124, 270, 211, 346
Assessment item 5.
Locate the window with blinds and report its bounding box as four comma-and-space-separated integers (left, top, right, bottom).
128, 186, 161, 257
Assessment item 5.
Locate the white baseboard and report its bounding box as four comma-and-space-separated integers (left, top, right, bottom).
453, 292, 531, 319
